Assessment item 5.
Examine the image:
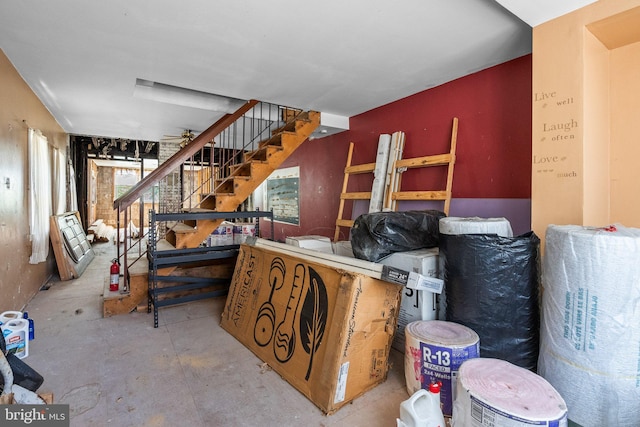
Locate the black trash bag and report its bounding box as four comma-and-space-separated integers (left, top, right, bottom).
440, 231, 540, 371
351, 210, 445, 262
0, 332, 44, 393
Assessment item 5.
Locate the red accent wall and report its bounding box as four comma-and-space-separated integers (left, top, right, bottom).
268, 55, 532, 242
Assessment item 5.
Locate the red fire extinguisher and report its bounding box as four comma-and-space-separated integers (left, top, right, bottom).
110, 259, 120, 291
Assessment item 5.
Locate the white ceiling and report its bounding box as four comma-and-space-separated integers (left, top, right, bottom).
0, 1, 593, 143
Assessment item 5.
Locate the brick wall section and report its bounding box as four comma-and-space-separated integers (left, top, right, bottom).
158, 141, 182, 213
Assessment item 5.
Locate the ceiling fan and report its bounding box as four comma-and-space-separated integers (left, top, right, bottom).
161, 129, 195, 148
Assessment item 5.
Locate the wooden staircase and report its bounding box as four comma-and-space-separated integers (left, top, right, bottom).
167, 112, 319, 249
105, 103, 320, 317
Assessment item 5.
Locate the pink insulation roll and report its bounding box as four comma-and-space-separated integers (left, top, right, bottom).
453, 358, 567, 427
405, 320, 480, 417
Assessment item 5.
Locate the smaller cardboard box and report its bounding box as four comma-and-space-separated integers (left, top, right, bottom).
285, 235, 333, 253
221, 241, 402, 414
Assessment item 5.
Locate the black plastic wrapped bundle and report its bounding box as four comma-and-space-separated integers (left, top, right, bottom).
439, 231, 540, 371
351, 210, 445, 262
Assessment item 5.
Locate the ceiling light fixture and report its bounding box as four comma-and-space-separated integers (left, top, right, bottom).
133, 78, 246, 113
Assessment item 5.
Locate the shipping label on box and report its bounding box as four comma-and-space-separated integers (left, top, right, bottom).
221, 244, 402, 414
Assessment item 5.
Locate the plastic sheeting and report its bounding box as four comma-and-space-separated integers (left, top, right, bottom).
538, 224, 640, 427
351, 210, 445, 262
440, 232, 540, 371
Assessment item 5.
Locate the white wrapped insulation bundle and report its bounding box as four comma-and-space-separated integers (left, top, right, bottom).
538, 224, 640, 426
438, 217, 513, 237
453, 358, 567, 427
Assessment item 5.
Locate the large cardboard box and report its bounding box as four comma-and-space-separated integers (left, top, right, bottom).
221, 241, 402, 414
378, 248, 440, 352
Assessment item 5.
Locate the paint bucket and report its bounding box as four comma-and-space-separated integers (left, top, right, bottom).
1, 318, 29, 359
453, 358, 567, 427
404, 320, 479, 417
0, 311, 23, 325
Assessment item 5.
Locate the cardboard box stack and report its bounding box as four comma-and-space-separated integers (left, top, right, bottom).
207, 221, 257, 246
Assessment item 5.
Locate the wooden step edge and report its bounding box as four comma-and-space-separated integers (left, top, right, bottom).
345, 163, 376, 174
336, 219, 355, 228
340, 192, 372, 200
215, 176, 251, 187
395, 154, 452, 169
391, 190, 448, 201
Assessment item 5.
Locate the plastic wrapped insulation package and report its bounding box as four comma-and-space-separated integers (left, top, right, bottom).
440, 231, 540, 371
439, 216, 513, 237
538, 224, 640, 427
453, 358, 567, 427
350, 210, 445, 262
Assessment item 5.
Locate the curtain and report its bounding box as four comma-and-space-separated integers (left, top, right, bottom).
28, 128, 52, 264
53, 147, 67, 215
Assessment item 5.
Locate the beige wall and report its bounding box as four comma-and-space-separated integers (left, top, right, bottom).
532, 0, 640, 248
610, 41, 640, 226
0, 49, 67, 312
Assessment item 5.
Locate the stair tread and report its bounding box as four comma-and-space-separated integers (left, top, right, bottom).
224, 175, 251, 180
156, 239, 177, 252
168, 223, 196, 233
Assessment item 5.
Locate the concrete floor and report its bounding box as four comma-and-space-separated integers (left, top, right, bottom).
22, 241, 410, 426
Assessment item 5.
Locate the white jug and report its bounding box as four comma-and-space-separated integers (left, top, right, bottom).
397, 382, 446, 427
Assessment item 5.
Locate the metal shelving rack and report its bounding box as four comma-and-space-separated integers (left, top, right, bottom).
147, 209, 274, 327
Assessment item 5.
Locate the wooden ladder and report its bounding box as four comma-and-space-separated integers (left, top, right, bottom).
333, 142, 377, 241
390, 117, 458, 214
333, 117, 458, 242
